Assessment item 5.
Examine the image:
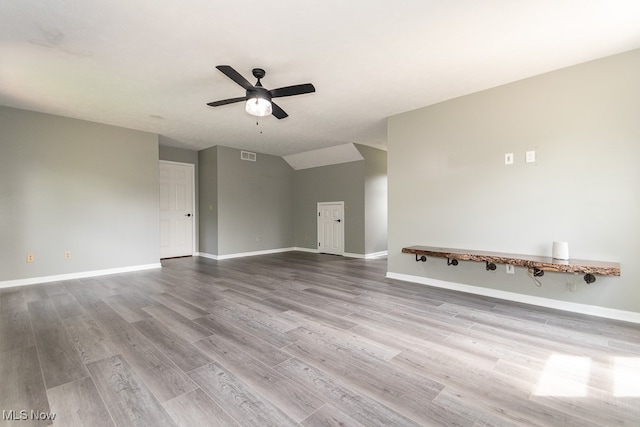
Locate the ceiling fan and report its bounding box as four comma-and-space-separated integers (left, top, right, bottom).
207, 65, 315, 119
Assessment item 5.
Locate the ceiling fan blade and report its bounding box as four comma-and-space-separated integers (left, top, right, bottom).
270, 83, 316, 98
216, 65, 253, 90
271, 102, 288, 119
207, 97, 246, 107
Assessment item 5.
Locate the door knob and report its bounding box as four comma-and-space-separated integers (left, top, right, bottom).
185, 213, 192, 217
335, 219, 341, 222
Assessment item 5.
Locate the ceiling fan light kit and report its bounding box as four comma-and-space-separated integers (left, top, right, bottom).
208, 65, 315, 120
245, 97, 272, 117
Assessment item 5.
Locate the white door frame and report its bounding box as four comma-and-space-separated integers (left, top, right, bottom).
159, 160, 196, 257
317, 201, 345, 256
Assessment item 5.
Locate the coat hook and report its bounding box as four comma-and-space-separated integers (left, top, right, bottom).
584, 273, 596, 284
486, 261, 496, 271
447, 258, 458, 266
415, 254, 427, 262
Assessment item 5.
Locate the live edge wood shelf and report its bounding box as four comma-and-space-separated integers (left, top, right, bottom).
402, 245, 620, 283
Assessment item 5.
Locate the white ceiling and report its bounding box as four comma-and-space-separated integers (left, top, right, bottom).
2, 1, 640, 156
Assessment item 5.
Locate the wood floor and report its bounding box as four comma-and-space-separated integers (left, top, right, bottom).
1, 252, 639, 426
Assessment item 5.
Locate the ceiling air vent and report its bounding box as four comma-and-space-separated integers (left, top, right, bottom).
241, 151, 256, 162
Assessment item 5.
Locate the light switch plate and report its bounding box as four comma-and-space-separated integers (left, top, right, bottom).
505, 153, 514, 165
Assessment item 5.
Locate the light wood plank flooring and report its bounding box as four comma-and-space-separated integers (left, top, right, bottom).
1, 252, 639, 426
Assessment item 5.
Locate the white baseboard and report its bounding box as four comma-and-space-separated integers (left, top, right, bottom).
195, 252, 218, 260
293, 247, 319, 254
197, 248, 387, 260
386, 272, 640, 324
0, 263, 162, 289
343, 252, 364, 259
365, 250, 388, 259
197, 247, 297, 261
344, 251, 388, 259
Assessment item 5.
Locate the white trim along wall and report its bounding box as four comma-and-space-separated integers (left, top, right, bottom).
198, 248, 388, 260
0, 263, 161, 289
3, 249, 636, 323
386, 272, 640, 324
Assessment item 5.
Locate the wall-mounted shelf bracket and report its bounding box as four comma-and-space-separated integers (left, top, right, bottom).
486, 261, 497, 271
532, 268, 544, 277
447, 258, 458, 266
584, 273, 596, 284
415, 254, 427, 262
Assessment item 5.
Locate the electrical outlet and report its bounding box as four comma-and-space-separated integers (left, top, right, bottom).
526, 150, 536, 163
64, 251, 72, 260
504, 153, 514, 165
567, 274, 579, 292
26, 253, 35, 263
506, 264, 515, 274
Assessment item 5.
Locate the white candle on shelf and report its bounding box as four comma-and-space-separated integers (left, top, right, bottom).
552, 241, 569, 260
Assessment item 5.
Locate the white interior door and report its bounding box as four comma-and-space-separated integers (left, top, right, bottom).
159, 161, 194, 258
317, 202, 344, 255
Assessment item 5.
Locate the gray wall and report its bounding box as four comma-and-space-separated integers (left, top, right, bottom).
387, 49, 640, 313
199, 146, 294, 256
159, 142, 199, 252
293, 161, 365, 254
159, 142, 198, 165
0, 107, 160, 281
358, 144, 388, 254
198, 146, 218, 255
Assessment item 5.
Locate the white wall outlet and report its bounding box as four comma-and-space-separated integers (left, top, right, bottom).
506, 264, 515, 274
64, 251, 72, 260
526, 150, 536, 163
26, 253, 35, 263
504, 153, 514, 165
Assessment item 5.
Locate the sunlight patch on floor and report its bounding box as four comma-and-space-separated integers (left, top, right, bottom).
534, 354, 591, 397
613, 357, 640, 397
